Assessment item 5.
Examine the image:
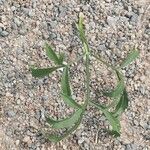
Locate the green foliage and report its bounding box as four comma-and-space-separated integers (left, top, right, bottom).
120, 50, 139, 68
46, 108, 83, 129
47, 134, 61, 143
61, 67, 71, 96
31, 66, 63, 78
58, 52, 65, 64
61, 93, 82, 109
103, 80, 124, 98
30, 15, 139, 142
45, 43, 63, 65
113, 89, 129, 117
89, 100, 121, 136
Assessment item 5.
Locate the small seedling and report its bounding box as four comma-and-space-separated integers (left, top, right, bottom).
30, 15, 139, 142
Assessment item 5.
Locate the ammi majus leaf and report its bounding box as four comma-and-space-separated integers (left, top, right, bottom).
31, 66, 63, 78
47, 115, 83, 142
45, 43, 60, 65
120, 49, 139, 68
113, 89, 129, 117
61, 93, 82, 109
47, 134, 61, 143
61, 67, 71, 96
103, 70, 125, 98
89, 101, 121, 136
103, 80, 124, 98
46, 108, 83, 129
58, 52, 65, 64
103, 109, 121, 136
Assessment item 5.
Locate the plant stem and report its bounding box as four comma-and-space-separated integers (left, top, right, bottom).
84, 53, 90, 108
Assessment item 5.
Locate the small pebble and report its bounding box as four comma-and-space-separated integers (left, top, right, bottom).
13, 17, 21, 26
105, 0, 111, 2
0, 31, 9, 37
15, 140, 20, 146
7, 110, 16, 117
23, 136, 31, 143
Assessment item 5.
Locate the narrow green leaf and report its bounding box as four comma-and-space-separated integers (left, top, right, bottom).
103, 70, 125, 98
120, 50, 139, 68
51, 109, 83, 129
105, 96, 121, 110
46, 117, 58, 125
31, 66, 62, 78
106, 129, 120, 137
61, 67, 71, 96
103, 80, 124, 98
58, 52, 65, 64
103, 109, 121, 134
113, 89, 129, 117
45, 43, 60, 65
61, 93, 82, 109
89, 101, 121, 136
115, 69, 124, 81
47, 115, 83, 142
47, 134, 61, 142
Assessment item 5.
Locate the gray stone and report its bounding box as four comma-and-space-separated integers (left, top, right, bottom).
13, 17, 21, 26
16, 99, 21, 105
35, 111, 41, 120
11, 6, 16, 11
22, 135, 31, 144
42, 95, 48, 101
19, 28, 27, 35
98, 44, 106, 51
130, 13, 139, 23
0, 27, 3, 33
0, 31, 9, 37
49, 33, 57, 39
29, 144, 37, 150
78, 137, 85, 144
7, 110, 16, 117
125, 144, 132, 150
0, 0, 5, 4
144, 134, 150, 140
145, 29, 150, 35
140, 120, 148, 129
105, 50, 111, 57
48, 21, 57, 28
107, 16, 118, 27
28, 10, 34, 17
140, 86, 145, 95
59, 6, 67, 18
42, 32, 49, 40
32, 0, 37, 8
22, 7, 30, 15
125, 144, 138, 150
11, 22, 18, 30
40, 108, 45, 121
108, 42, 115, 49
105, 0, 111, 2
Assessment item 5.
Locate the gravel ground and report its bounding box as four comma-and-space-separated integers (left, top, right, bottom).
0, 0, 150, 150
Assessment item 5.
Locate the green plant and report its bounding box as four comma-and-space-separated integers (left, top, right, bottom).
30, 15, 139, 142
